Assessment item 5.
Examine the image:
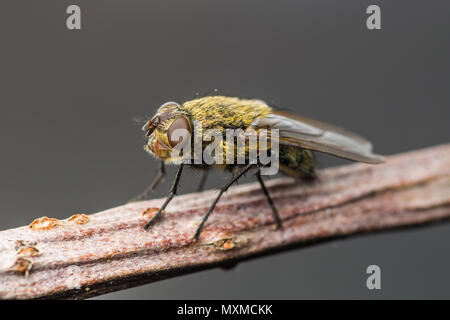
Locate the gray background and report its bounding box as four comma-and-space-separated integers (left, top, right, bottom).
0, 0, 449, 299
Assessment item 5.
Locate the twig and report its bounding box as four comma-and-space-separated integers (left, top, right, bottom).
0, 144, 449, 299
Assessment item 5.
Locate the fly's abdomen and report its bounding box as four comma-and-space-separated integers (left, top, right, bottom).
279, 145, 316, 180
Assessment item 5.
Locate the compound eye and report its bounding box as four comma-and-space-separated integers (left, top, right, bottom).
168, 117, 190, 148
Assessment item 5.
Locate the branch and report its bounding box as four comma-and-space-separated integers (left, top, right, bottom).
0, 144, 449, 299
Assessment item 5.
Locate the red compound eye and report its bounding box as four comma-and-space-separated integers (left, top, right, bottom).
168, 117, 190, 147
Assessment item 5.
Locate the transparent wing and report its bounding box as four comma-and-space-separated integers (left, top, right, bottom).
252, 110, 385, 164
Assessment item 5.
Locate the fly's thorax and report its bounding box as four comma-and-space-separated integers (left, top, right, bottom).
181, 96, 272, 130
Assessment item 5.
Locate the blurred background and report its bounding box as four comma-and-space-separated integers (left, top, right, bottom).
0, 0, 449, 298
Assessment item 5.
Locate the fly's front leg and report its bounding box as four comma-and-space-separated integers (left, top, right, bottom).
193, 164, 253, 241
255, 168, 282, 229
129, 161, 166, 202
144, 164, 184, 230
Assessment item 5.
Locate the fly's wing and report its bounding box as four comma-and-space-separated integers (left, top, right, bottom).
251, 110, 385, 164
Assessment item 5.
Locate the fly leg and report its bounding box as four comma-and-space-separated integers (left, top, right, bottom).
129, 161, 166, 202
144, 164, 184, 230
193, 164, 253, 241
255, 168, 282, 229
196, 169, 209, 192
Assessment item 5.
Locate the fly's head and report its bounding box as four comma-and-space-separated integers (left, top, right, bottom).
143, 101, 192, 162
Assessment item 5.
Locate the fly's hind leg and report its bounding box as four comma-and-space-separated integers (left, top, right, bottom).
129, 161, 166, 202
255, 168, 282, 229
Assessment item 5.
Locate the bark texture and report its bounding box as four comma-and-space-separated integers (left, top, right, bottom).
0, 144, 449, 299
